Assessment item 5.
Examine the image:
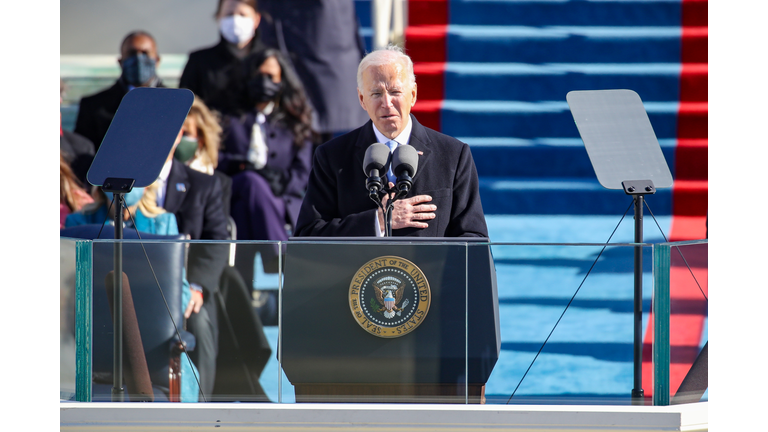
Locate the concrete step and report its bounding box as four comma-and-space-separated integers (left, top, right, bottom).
465, 138, 677, 179
441, 63, 685, 102
448, 0, 683, 27
419, 100, 695, 139
404, 25, 695, 64
477, 177, 674, 215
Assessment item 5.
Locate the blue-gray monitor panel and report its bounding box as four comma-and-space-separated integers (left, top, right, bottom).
87, 87, 194, 188
566, 89, 673, 190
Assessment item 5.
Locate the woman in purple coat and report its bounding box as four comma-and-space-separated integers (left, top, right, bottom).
218, 48, 316, 242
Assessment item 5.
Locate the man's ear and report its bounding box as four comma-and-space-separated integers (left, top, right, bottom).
358, 88, 366, 110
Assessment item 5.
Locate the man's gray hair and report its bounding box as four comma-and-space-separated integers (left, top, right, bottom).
357, 45, 416, 90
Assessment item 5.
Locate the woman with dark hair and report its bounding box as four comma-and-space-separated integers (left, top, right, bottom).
179, 0, 265, 115
217, 48, 315, 242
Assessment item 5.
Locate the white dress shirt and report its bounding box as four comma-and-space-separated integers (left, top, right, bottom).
155, 158, 202, 294
155, 158, 173, 209
372, 120, 413, 237
247, 101, 274, 170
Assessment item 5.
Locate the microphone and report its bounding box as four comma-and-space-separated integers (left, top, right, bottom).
392, 144, 418, 198
362, 143, 391, 201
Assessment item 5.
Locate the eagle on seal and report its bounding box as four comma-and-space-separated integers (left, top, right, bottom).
373, 281, 405, 318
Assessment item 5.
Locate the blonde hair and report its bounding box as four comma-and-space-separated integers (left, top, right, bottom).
185, 96, 222, 174
135, 180, 166, 218
78, 180, 166, 220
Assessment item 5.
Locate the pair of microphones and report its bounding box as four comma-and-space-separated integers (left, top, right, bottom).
363, 143, 419, 236
362, 142, 419, 203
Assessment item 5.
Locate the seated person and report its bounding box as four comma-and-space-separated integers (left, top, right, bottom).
75, 31, 164, 150
60, 152, 94, 228
64, 182, 202, 402
61, 80, 95, 185
174, 96, 232, 217
217, 48, 314, 242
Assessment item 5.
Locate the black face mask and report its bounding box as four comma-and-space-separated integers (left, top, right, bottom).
121, 53, 157, 86
246, 74, 282, 105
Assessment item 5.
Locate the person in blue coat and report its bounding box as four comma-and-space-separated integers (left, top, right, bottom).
64, 183, 202, 402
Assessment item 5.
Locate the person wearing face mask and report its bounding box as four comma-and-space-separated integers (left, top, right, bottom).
64, 183, 173, 237
179, 0, 265, 116
175, 96, 233, 218
217, 49, 315, 245
63, 181, 203, 402
74, 31, 164, 151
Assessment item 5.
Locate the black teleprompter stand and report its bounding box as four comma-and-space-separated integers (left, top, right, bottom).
623, 179, 656, 402
86, 87, 194, 401
384, 183, 411, 237
383, 164, 415, 237
567, 89, 673, 405
102, 177, 136, 401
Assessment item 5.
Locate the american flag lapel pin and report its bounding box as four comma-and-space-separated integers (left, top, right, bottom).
176, 183, 187, 192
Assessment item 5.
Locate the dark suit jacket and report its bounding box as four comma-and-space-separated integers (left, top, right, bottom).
294, 115, 488, 238
179, 37, 265, 116
74, 80, 126, 150
164, 159, 230, 295
74, 79, 166, 151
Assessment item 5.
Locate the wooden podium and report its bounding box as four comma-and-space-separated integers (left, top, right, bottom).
281, 238, 499, 403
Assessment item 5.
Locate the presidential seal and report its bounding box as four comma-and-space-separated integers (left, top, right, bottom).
348, 256, 431, 338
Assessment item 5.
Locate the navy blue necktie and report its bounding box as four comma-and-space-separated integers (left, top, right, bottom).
386, 140, 398, 184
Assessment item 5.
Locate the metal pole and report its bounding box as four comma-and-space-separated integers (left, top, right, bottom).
112, 194, 125, 401
632, 194, 645, 404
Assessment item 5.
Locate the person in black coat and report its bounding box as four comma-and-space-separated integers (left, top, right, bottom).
217, 48, 314, 241
178, 0, 266, 116
175, 96, 233, 219
74, 31, 164, 150
295, 46, 488, 238
161, 143, 231, 398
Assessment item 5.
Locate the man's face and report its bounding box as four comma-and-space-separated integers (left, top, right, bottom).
119, 35, 160, 86
358, 61, 417, 139
120, 34, 159, 64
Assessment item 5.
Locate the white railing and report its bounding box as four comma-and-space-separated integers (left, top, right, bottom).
372, 0, 407, 49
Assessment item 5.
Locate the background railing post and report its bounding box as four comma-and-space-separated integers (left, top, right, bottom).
652, 243, 671, 406
373, 0, 407, 49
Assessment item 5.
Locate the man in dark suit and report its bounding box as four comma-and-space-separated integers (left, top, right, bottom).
159, 132, 231, 398
74, 31, 164, 150
294, 46, 488, 238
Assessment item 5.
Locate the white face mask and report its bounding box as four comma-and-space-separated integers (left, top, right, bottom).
219, 15, 255, 45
